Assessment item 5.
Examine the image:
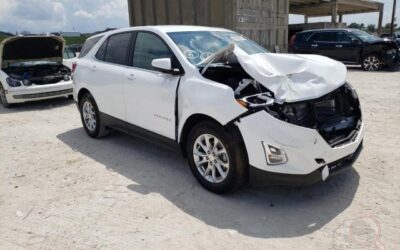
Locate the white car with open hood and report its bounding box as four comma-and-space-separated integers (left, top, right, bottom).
0, 35, 73, 108
73, 26, 364, 193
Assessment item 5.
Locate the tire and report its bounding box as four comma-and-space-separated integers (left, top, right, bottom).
0, 84, 11, 108
79, 93, 109, 138
361, 54, 382, 71
186, 121, 247, 194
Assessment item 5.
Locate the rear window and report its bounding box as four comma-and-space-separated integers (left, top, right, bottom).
79, 36, 103, 58
295, 33, 312, 43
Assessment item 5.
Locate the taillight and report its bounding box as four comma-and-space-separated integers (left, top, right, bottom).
290, 35, 296, 47
72, 62, 77, 73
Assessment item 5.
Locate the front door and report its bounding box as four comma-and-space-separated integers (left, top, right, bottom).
124, 31, 181, 139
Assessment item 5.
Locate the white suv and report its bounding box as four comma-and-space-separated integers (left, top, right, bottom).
73, 26, 364, 193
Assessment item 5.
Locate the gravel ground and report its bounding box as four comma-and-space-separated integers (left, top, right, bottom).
0, 68, 399, 250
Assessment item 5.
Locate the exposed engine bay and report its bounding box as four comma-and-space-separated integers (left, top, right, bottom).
3, 63, 71, 86
201, 62, 362, 148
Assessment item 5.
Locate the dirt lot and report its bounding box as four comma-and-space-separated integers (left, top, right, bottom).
0, 68, 399, 249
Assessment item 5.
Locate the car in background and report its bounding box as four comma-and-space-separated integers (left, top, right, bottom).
73, 26, 363, 193
290, 29, 399, 71
0, 36, 73, 108
68, 44, 82, 54
63, 46, 77, 70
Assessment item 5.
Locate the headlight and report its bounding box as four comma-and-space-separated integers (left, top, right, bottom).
6, 77, 22, 87
262, 143, 288, 165
386, 49, 397, 55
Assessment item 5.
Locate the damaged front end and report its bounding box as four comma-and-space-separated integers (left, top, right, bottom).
200, 44, 362, 148
259, 84, 362, 147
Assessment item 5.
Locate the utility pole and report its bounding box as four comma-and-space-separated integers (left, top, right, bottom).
391, 0, 397, 35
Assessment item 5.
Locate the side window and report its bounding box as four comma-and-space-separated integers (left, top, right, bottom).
133, 32, 173, 71
311, 32, 336, 42
95, 39, 108, 61
79, 36, 103, 58
103, 33, 133, 65
337, 32, 352, 43
63, 48, 76, 59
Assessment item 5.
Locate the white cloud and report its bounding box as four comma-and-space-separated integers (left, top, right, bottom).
0, 0, 67, 33
72, 0, 128, 20
74, 10, 94, 19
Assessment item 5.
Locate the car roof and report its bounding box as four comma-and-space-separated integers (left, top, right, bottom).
298, 28, 360, 34
87, 25, 232, 40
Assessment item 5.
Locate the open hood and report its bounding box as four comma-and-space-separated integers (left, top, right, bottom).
200, 44, 347, 103
0, 36, 65, 69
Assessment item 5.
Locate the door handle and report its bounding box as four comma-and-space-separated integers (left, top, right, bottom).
311, 44, 318, 48
336, 45, 343, 48
91, 65, 97, 72
127, 73, 136, 80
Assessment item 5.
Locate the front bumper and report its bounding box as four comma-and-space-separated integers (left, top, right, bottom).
249, 141, 363, 186
382, 50, 400, 66
5, 80, 73, 104
236, 110, 365, 186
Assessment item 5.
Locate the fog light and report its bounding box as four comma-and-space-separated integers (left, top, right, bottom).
262, 142, 288, 165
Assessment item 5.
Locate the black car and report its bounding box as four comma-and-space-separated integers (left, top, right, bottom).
290, 29, 399, 71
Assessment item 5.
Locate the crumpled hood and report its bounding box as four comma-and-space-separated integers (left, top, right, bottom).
0, 36, 65, 69
234, 48, 347, 103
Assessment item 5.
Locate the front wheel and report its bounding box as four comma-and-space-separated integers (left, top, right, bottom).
79, 93, 109, 138
361, 55, 382, 71
186, 121, 247, 193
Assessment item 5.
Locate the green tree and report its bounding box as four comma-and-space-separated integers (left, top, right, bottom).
367, 24, 376, 33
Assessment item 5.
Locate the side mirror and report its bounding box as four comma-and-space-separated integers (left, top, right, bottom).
351, 39, 361, 45
151, 58, 181, 75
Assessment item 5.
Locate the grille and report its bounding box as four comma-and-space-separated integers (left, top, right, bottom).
13, 89, 73, 99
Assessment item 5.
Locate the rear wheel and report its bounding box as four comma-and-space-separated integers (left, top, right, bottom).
186, 121, 247, 193
79, 93, 108, 138
0, 84, 11, 108
361, 55, 382, 71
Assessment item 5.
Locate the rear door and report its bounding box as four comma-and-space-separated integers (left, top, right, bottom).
89, 32, 134, 120
123, 31, 181, 139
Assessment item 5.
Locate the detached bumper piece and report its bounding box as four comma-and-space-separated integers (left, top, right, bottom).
13, 88, 73, 100
250, 141, 363, 187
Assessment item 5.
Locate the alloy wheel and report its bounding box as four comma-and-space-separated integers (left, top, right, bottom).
82, 101, 97, 131
193, 134, 230, 183
363, 56, 381, 71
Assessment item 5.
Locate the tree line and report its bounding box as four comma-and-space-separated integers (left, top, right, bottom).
347, 22, 399, 34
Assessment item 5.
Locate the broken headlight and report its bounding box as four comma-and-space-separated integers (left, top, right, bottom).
262, 143, 288, 165
236, 93, 274, 109
386, 49, 397, 55
6, 77, 22, 87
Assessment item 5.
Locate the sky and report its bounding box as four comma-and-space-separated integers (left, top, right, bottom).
0, 0, 398, 34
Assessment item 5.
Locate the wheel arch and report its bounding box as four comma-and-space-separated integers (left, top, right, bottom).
77, 88, 91, 105
179, 113, 248, 160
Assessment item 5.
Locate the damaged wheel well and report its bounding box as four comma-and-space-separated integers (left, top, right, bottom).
77, 88, 91, 104
179, 114, 248, 161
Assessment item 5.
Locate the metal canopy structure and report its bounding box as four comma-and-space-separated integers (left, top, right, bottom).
290, 0, 384, 34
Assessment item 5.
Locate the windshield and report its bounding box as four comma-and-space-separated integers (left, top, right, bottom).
168, 31, 268, 65
352, 30, 380, 42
